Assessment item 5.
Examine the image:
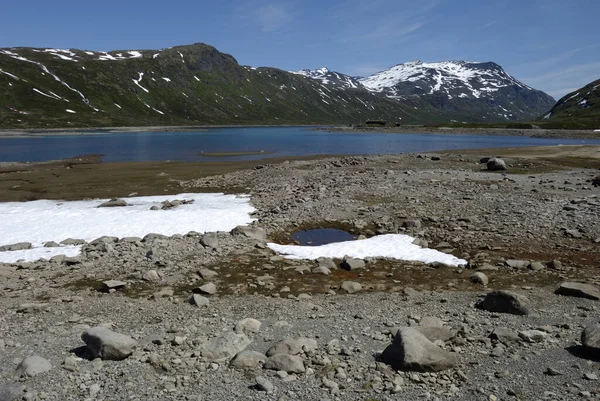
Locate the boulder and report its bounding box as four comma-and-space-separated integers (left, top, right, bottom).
200, 234, 219, 249
341, 281, 362, 294
414, 326, 456, 343
200, 332, 251, 362
264, 354, 305, 373
230, 350, 267, 370
195, 282, 217, 295
81, 326, 138, 360
198, 268, 218, 280
16, 355, 52, 377
340, 257, 365, 271
475, 290, 530, 315
381, 327, 457, 372
555, 282, 600, 300
470, 272, 489, 286
487, 158, 507, 171
231, 225, 267, 241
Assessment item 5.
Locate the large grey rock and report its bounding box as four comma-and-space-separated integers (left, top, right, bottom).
582, 323, 600, 350
255, 376, 275, 393
200, 234, 219, 249
340, 257, 365, 271
475, 290, 530, 315
231, 225, 267, 241
189, 294, 210, 307
230, 350, 267, 369
81, 327, 138, 360
487, 158, 507, 171
198, 268, 218, 280
470, 272, 489, 286
195, 282, 217, 295
266, 338, 318, 357
16, 355, 52, 377
201, 332, 251, 362
504, 259, 528, 269
0, 383, 22, 401
264, 354, 305, 373
489, 327, 520, 343
414, 326, 457, 343
555, 282, 600, 300
381, 327, 457, 372
341, 281, 362, 294
0, 242, 32, 252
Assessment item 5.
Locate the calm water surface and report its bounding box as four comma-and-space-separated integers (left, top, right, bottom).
1, 126, 599, 162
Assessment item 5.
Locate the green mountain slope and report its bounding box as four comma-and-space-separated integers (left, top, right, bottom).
540, 79, 600, 128
0, 43, 553, 129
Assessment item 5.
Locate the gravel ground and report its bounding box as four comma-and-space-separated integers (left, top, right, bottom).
1, 151, 599, 400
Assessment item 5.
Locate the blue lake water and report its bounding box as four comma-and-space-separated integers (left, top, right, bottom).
1, 126, 599, 162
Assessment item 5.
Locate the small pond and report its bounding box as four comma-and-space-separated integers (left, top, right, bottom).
291, 228, 357, 246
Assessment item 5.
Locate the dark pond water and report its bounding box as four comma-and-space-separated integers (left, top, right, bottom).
292, 228, 357, 246
1, 126, 599, 162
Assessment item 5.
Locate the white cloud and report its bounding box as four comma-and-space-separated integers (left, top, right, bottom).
256, 4, 293, 32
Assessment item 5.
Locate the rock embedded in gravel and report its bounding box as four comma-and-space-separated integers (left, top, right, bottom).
189, 294, 210, 307
504, 259, 528, 269
266, 338, 318, 356
230, 350, 267, 370
489, 327, 520, 343
487, 158, 507, 171
196, 282, 217, 295
102, 280, 127, 291
200, 234, 219, 249
255, 376, 275, 393
16, 303, 48, 313
475, 290, 530, 315
264, 354, 305, 373
231, 225, 267, 241
235, 318, 262, 334
341, 281, 362, 294
470, 272, 489, 286
555, 282, 600, 300
16, 355, 52, 377
518, 330, 547, 343
201, 331, 251, 362
81, 326, 138, 361
0, 383, 22, 401
198, 268, 218, 280
381, 327, 457, 372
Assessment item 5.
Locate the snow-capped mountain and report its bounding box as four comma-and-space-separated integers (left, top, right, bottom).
360, 60, 531, 99
290, 67, 362, 89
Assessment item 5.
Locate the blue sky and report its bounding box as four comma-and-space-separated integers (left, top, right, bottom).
2, 0, 598, 99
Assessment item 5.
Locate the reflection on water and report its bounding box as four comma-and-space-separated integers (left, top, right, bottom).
291, 228, 357, 246
1, 126, 598, 163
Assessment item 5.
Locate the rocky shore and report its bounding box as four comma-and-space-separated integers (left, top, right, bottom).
1, 151, 599, 400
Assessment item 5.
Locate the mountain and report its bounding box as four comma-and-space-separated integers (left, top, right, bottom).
0, 43, 553, 129
540, 79, 600, 128
358, 60, 556, 122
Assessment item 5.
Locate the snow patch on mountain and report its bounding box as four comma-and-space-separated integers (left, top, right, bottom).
359, 60, 531, 99
290, 67, 361, 90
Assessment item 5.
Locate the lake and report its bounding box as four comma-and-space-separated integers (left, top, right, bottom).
1, 126, 599, 162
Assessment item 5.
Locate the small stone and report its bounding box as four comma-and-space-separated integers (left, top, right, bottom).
255, 376, 275, 393
487, 158, 507, 171
89, 384, 101, 397
143, 270, 161, 281
230, 351, 267, 369
102, 280, 127, 291
0, 383, 23, 401
475, 290, 530, 315
198, 268, 218, 280
584, 372, 598, 381
200, 332, 251, 362
544, 367, 563, 376
231, 225, 266, 241
264, 354, 305, 373
518, 330, 547, 343
340, 257, 365, 271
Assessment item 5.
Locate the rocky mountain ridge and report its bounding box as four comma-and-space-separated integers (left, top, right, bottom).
0, 43, 554, 128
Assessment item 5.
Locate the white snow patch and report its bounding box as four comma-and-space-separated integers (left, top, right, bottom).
32, 88, 62, 100
153, 53, 159, 59
133, 72, 150, 93
0, 193, 255, 263
128, 51, 142, 58
114, 103, 122, 109
267, 234, 467, 266
152, 108, 164, 115
66, 109, 76, 113
0, 68, 20, 80
162, 77, 171, 82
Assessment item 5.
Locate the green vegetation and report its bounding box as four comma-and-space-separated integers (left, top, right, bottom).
537, 79, 600, 129
0, 43, 557, 129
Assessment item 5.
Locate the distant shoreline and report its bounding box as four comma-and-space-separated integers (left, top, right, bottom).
0, 124, 598, 140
